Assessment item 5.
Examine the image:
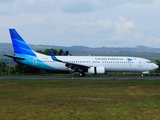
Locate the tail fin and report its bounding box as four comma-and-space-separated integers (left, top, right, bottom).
9, 29, 36, 56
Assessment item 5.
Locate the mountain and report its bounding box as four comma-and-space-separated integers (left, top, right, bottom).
1, 43, 160, 53
0, 43, 160, 61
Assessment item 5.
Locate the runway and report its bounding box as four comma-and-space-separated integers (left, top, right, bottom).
0, 75, 160, 80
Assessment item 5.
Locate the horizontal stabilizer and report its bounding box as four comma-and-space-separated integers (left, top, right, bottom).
3, 54, 25, 60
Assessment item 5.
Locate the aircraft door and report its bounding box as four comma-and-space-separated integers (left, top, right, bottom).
138, 60, 142, 67
33, 58, 37, 65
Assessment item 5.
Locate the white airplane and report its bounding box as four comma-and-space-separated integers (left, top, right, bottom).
4, 29, 158, 77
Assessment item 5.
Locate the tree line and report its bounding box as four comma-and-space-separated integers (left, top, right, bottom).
36, 48, 70, 56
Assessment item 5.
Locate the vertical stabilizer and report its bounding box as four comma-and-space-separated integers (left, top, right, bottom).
9, 29, 36, 56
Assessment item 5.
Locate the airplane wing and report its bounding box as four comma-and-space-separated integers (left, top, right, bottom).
3, 54, 25, 60
48, 50, 90, 73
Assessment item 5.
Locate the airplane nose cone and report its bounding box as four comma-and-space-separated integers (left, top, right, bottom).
153, 64, 159, 69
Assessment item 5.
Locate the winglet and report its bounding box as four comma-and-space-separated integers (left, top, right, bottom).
48, 50, 65, 63
48, 50, 59, 61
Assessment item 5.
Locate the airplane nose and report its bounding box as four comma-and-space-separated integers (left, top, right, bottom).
153, 64, 159, 69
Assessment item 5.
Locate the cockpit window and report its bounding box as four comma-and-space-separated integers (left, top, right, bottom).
146, 61, 151, 63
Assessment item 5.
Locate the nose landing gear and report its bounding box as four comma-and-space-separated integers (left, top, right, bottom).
78, 72, 86, 77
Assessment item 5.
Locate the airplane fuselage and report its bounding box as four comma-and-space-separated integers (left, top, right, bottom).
14, 52, 157, 74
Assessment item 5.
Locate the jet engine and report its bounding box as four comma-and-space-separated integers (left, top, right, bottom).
88, 66, 106, 74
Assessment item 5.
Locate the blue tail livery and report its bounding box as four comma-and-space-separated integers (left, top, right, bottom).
9, 29, 36, 57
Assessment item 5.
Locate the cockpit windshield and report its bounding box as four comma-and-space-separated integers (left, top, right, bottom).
146, 61, 151, 63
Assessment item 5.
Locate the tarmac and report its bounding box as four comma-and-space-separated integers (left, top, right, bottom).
0, 75, 160, 80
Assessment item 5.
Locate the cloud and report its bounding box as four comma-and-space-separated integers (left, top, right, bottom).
2, 15, 137, 47
46, 17, 139, 47
0, 0, 154, 15
57, 0, 154, 13
25, 0, 37, 4
0, 0, 18, 15
59, 0, 99, 13
0, 13, 48, 28
133, 0, 153, 3
115, 17, 135, 30
0, 0, 15, 3
92, 0, 153, 9
0, 0, 57, 15
0, 0, 159, 48
145, 37, 160, 48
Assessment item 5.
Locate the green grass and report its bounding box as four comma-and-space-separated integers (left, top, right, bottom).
0, 79, 160, 120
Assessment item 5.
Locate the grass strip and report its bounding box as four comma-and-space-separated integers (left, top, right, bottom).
0, 79, 160, 120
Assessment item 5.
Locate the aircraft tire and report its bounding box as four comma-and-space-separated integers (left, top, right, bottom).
78, 72, 85, 77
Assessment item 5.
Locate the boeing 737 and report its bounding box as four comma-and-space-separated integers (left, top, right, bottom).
4, 29, 158, 77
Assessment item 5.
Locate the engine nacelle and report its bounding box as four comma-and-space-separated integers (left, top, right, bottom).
142, 71, 149, 74
88, 67, 106, 74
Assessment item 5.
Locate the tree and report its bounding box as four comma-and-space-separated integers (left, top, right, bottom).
58, 49, 64, 55
65, 50, 69, 56
36, 48, 70, 56
36, 50, 44, 54
14, 64, 41, 75
0, 62, 6, 74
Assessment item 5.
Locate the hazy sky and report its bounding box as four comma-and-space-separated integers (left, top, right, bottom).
0, 0, 160, 47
